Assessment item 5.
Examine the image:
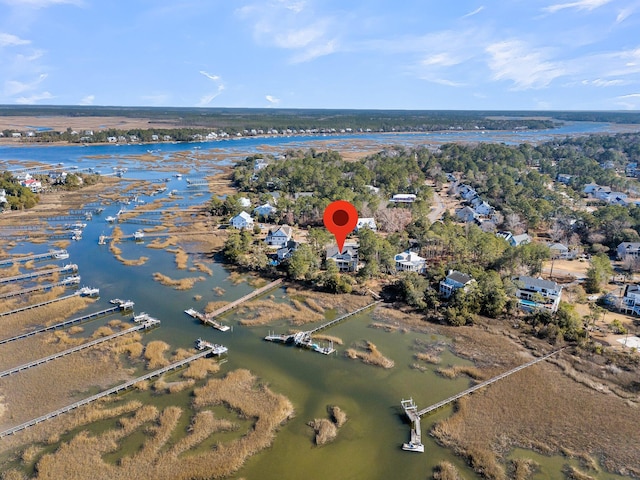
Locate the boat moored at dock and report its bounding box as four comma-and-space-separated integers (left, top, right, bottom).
195, 338, 228, 355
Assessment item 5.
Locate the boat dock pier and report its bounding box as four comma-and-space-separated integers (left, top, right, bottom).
264, 300, 382, 355
185, 278, 284, 331
0, 291, 82, 317
0, 305, 124, 345
0, 317, 158, 379
400, 348, 564, 453
0, 264, 78, 284
0, 250, 68, 267
0, 341, 224, 439
0, 276, 81, 300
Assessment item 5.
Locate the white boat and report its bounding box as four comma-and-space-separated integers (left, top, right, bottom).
195, 338, 228, 355
402, 442, 425, 453
78, 286, 99, 297
133, 230, 144, 240
133, 312, 151, 323
64, 275, 81, 284
51, 250, 69, 260
105, 216, 116, 223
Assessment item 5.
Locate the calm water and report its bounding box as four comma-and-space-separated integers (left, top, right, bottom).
1, 122, 635, 479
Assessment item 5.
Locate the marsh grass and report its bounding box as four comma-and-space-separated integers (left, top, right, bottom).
213, 286, 225, 296
237, 299, 323, 327
415, 352, 442, 364
181, 358, 221, 379
152, 272, 205, 290
433, 461, 464, 480
144, 341, 171, 369
311, 334, 343, 345
193, 262, 213, 276
509, 458, 538, 480
436, 365, 485, 380
345, 341, 394, 369
307, 418, 337, 446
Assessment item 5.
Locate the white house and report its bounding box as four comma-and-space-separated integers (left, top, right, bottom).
326, 244, 359, 272
583, 183, 600, 194
439, 271, 475, 298
0, 189, 7, 205
390, 193, 416, 203
238, 197, 251, 208
617, 242, 640, 259
254, 203, 277, 217
394, 250, 427, 274
356, 217, 377, 232
265, 225, 293, 248
458, 184, 477, 201
365, 185, 380, 194
254, 159, 269, 171
473, 200, 494, 216
513, 276, 562, 313
511, 233, 532, 247
621, 284, 640, 315
229, 211, 254, 229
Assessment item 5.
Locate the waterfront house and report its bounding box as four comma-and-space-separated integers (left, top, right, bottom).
229, 211, 254, 229
265, 225, 293, 248
549, 243, 575, 260
356, 217, 377, 232
0, 189, 7, 205
394, 250, 427, 274
497, 231, 531, 247
439, 270, 475, 298
513, 276, 562, 313
239, 197, 251, 208
326, 244, 359, 272
621, 284, 640, 315
583, 183, 599, 194
617, 242, 640, 260
277, 240, 299, 261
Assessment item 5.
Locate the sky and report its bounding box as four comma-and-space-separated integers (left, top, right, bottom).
0, 0, 640, 110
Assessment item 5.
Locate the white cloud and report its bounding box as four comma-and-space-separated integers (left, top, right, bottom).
421, 52, 462, 67
485, 40, 566, 89
616, 93, 640, 109
4, 73, 47, 95
79, 94, 94, 105
15, 90, 53, 104
0, 32, 30, 47
197, 70, 225, 106
543, 0, 612, 14
237, 1, 340, 63
462, 6, 485, 18
265, 94, 280, 105
581, 78, 629, 87
199, 70, 220, 81
616, 6, 635, 23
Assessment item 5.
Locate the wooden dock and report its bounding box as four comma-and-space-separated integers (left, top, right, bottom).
0, 306, 123, 345
401, 348, 564, 452
0, 250, 68, 267
0, 264, 78, 284
203, 278, 283, 321
0, 276, 81, 299
0, 292, 80, 317
0, 343, 224, 439
0, 318, 159, 378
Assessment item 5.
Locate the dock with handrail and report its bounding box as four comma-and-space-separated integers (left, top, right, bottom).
0, 292, 80, 317
0, 276, 81, 299
0, 342, 225, 439
400, 348, 564, 453
0, 318, 159, 378
0, 264, 78, 284
0, 250, 68, 267
0, 306, 123, 345
184, 279, 285, 331
264, 300, 382, 353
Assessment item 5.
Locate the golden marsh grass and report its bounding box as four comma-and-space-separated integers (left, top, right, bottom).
152, 272, 205, 290
345, 341, 394, 369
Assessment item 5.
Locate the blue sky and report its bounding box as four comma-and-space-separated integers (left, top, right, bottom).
1, 0, 639, 110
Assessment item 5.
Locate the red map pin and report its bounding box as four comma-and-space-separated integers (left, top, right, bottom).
323, 200, 358, 254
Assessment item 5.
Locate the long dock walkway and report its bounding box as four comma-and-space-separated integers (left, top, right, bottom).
0, 318, 159, 378
0, 344, 224, 439
400, 348, 564, 452
0, 276, 81, 299
0, 306, 122, 345
307, 300, 382, 335
204, 278, 283, 320
0, 292, 79, 317
0, 264, 78, 284
0, 250, 68, 267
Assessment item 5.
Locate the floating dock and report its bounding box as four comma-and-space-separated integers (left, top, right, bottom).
0, 342, 224, 439
0, 318, 158, 378
184, 308, 230, 331
263, 300, 381, 355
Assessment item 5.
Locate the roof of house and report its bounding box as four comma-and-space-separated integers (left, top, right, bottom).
515, 276, 560, 291
231, 211, 253, 222
395, 250, 426, 264
549, 242, 569, 251
268, 225, 292, 237
326, 244, 358, 258
618, 242, 640, 250
447, 271, 473, 285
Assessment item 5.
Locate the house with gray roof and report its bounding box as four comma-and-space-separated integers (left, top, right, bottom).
513, 276, 562, 313
439, 270, 475, 298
